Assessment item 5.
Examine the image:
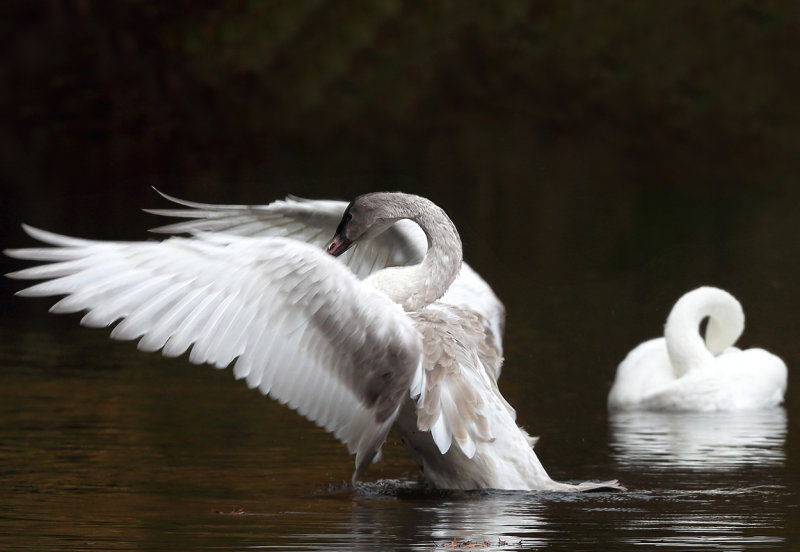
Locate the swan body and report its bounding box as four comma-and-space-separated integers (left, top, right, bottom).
6, 191, 619, 492
608, 287, 787, 411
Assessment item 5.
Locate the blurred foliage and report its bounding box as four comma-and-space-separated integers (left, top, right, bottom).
2, 0, 799, 195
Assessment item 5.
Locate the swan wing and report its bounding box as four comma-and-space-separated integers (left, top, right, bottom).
638, 378, 728, 411
608, 338, 676, 410
5, 225, 423, 480
145, 191, 427, 279
640, 348, 787, 411
410, 304, 511, 457
146, 192, 506, 358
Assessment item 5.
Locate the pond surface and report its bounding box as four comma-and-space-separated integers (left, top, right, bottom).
0, 330, 795, 552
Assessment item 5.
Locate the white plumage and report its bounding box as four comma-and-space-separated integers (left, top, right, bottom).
608, 286, 787, 411
6, 191, 619, 491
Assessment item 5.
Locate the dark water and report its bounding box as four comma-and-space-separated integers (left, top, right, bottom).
3, 3, 800, 550
0, 320, 797, 551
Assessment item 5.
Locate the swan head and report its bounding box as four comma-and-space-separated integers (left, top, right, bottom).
326, 192, 408, 257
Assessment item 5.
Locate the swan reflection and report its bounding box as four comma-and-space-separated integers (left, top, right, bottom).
417, 492, 548, 548
343, 483, 550, 550
609, 408, 787, 470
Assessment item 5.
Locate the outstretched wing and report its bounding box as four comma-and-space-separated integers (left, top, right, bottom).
146, 191, 506, 364
145, 191, 427, 279
5, 225, 422, 480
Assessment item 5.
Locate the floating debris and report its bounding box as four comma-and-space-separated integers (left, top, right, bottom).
210, 507, 245, 515
438, 537, 518, 548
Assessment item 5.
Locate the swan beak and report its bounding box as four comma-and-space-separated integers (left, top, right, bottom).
326, 234, 352, 257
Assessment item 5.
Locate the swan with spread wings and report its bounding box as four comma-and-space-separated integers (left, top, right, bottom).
6, 191, 619, 491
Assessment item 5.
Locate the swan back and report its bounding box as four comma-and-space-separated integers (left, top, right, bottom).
665, 286, 744, 377
636, 346, 787, 411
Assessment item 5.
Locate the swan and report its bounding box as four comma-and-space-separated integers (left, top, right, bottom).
608, 286, 787, 411
5, 191, 620, 492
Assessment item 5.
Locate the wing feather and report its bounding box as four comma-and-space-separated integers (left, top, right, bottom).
411, 304, 504, 458
145, 192, 427, 280
5, 226, 423, 479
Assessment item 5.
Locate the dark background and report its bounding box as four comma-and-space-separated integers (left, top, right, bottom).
3, 2, 798, 226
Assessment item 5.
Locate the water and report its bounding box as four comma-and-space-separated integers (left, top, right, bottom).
609, 409, 788, 471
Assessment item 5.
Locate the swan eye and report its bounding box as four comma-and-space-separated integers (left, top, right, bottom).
335, 210, 354, 236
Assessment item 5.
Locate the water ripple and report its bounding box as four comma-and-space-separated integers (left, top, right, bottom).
609, 408, 787, 471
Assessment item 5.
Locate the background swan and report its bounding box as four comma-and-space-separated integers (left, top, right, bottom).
608, 286, 787, 411
6, 191, 619, 492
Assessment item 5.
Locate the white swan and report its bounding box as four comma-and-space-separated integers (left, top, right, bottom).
608, 286, 787, 411
6, 191, 620, 492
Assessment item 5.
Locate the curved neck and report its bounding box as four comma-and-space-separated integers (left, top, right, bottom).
365, 194, 462, 311
664, 287, 744, 377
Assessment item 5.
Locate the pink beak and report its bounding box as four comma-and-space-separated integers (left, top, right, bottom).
326, 235, 352, 257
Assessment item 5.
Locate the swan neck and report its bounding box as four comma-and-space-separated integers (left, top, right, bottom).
664, 287, 744, 377
368, 194, 462, 311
